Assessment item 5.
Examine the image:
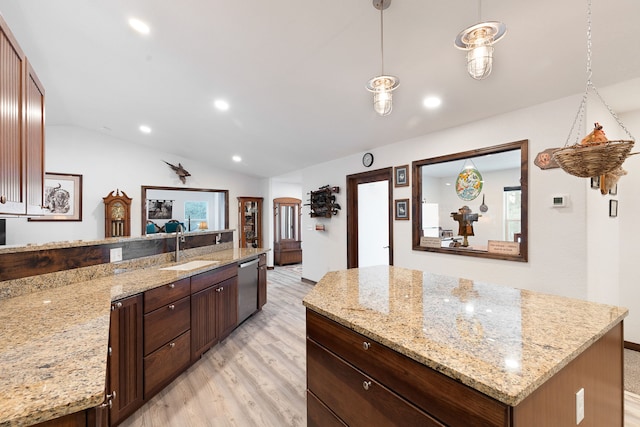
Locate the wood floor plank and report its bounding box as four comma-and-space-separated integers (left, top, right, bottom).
118, 266, 640, 426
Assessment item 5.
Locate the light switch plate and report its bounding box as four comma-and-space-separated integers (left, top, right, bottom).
110, 247, 123, 262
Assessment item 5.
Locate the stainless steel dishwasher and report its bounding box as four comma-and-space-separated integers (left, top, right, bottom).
237, 257, 259, 323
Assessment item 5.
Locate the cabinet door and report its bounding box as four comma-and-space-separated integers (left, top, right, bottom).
191, 285, 219, 361
109, 295, 144, 426
258, 264, 267, 309
0, 15, 27, 215
25, 60, 45, 215
217, 277, 238, 339
237, 197, 263, 248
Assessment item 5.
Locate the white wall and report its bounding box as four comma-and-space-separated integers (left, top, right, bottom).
301, 94, 589, 301
4, 126, 265, 246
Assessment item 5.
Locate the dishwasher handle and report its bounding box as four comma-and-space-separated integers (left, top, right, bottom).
239, 258, 260, 269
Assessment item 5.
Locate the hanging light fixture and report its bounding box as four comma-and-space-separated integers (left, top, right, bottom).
454, 0, 506, 80
366, 0, 399, 116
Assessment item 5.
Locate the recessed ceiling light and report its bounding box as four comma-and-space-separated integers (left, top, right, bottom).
139, 125, 152, 134
129, 18, 150, 35
232, 155, 242, 162
423, 96, 442, 109
214, 100, 230, 111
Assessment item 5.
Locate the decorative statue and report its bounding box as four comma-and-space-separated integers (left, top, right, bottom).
451, 205, 480, 247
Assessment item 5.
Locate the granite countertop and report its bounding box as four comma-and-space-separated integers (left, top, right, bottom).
0, 247, 267, 427
302, 265, 628, 407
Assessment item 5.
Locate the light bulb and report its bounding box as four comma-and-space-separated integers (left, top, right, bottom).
373, 89, 393, 116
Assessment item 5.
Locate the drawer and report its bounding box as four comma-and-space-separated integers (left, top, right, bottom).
144, 296, 190, 355
307, 390, 347, 427
191, 263, 237, 293
306, 309, 509, 427
144, 278, 190, 313
144, 330, 191, 397
307, 339, 444, 427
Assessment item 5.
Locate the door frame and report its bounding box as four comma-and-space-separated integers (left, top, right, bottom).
346, 167, 394, 268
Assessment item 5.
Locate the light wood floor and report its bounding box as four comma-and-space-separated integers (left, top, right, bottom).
120, 266, 640, 426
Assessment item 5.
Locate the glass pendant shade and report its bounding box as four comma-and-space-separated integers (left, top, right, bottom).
367, 75, 399, 116
455, 21, 506, 80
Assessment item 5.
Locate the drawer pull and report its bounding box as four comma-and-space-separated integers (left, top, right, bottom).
0, 195, 6, 204
216, 287, 223, 292
362, 342, 371, 350
362, 381, 372, 391
169, 283, 175, 289
111, 301, 122, 311
169, 342, 176, 348
168, 304, 175, 310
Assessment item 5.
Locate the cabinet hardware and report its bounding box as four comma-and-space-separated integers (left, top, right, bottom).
362, 381, 372, 391
362, 342, 371, 350
216, 287, 223, 292
0, 195, 6, 204
108, 347, 112, 357
111, 301, 123, 311
99, 390, 116, 408
169, 342, 175, 348
168, 304, 175, 310
169, 283, 175, 289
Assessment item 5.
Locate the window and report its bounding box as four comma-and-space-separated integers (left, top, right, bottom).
184, 201, 208, 231
503, 186, 521, 242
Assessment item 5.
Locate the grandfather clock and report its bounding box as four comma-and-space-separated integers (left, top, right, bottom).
103, 189, 132, 238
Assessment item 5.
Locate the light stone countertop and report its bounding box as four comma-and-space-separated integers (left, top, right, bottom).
302, 265, 628, 407
0, 247, 267, 427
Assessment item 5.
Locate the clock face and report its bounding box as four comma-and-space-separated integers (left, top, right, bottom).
362, 152, 374, 167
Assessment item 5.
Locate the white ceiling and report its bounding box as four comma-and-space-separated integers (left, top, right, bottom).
1, 0, 639, 179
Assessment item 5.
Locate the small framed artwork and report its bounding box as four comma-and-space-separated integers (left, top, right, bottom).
609, 184, 618, 196
394, 165, 409, 187
29, 173, 83, 221
590, 176, 600, 189
395, 198, 409, 220
609, 199, 618, 218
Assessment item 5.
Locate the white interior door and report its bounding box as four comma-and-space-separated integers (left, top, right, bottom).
357, 180, 390, 267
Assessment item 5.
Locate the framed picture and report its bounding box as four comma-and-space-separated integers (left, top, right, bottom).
395, 198, 409, 220
394, 165, 409, 187
590, 176, 600, 189
29, 173, 83, 221
609, 199, 618, 218
147, 199, 174, 220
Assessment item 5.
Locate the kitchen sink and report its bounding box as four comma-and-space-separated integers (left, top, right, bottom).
159, 260, 220, 271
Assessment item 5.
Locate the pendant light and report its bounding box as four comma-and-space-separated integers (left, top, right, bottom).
366, 0, 399, 116
454, 0, 506, 80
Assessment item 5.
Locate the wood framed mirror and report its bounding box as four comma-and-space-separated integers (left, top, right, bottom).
412, 139, 528, 262
273, 197, 302, 265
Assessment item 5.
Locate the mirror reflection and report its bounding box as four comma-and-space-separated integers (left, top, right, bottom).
141, 186, 229, 234
412, 140, 528, 261
273, 197, 302, 265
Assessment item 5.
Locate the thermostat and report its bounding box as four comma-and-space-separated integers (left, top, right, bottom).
551, 195, 568, 208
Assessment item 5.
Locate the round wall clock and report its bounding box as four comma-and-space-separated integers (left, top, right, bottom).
362, 152, 374, 167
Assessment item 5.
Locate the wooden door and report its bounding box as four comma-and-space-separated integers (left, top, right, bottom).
109, 295, 144, 425
346, 168, 394, 268
25, 60, 45, 215
191, 285, 219, 361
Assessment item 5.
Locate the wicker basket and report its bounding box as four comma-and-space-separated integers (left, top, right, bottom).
552, 140, 634, 178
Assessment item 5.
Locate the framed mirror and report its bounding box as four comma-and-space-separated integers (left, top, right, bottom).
273, 197, 302, 265
412, 139, 528, 262
141, 186, 229, 234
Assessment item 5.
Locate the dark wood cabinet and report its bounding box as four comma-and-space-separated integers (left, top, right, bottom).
143, 280, 191, 398
258, 254, 267, 309
237, 197, 263, 248
108, 295, 143, 427
191, 264, 238, 361
273, 198, 302, 265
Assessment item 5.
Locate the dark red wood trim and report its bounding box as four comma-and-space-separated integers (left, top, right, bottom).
625, 341, 640, 352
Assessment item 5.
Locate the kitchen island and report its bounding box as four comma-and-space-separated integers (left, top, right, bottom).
0, 245, 267, 427
303, 266, 627, 426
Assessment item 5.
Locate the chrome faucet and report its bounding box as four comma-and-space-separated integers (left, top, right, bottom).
175, 224, 185, 262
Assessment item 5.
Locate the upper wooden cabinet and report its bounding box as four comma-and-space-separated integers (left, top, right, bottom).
0, 14, 45, 216
237, 197, 263, 248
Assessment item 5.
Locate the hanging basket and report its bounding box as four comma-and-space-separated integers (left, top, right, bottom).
552, 140, 634, 178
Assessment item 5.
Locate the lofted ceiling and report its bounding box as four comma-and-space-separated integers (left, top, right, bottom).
0, 0, 639, 179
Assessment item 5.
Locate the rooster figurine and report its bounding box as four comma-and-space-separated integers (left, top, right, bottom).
163, 160, 191, 184
580, 122, 608, 146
